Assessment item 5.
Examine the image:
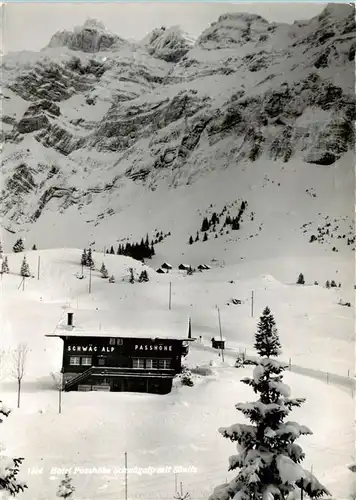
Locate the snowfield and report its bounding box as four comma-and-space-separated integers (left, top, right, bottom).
0, 249, 354, 499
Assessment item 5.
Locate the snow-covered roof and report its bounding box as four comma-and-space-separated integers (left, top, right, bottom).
46, 309, 195, 341
212, 336, 226, 342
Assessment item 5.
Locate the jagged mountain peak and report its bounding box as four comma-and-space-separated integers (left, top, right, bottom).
217, 11, 269, 24
318, 2, 355, 21
197, 10, 272, 49
141, 25, 195, 62
47, 18, 126, 53
82, 18, 107, 30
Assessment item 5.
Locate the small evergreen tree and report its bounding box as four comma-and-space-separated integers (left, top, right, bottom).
80, 249, 88, 266
110, 245, 115, 255
57, 473, 75, 499
100, 263, 108, 279
189, 235, 193, 245
32, 244, 37, 251
20, 256, 31, 278
254, 306, 281, 358
297, 273, 305, 285
330, 280, 337, 288
203, 232, 208, 242
1, 256, 9, 274
201, 217, 210, 232
87, 248, 94, 269
325, 280, 330, 289
13, 238, 24, 253
108, 275, 116, 283
0, 240, 3, 259
231, 218, 240, 230
0, 401, 27, 495
129, 268, 135, 284
208, 309, 330, 500
138, 270, 149, 283
195, 232, 199, 242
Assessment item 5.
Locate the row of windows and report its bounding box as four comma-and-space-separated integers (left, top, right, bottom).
132, 358, 171, 370
69, 356, 172, 370
109, 338, 124, 346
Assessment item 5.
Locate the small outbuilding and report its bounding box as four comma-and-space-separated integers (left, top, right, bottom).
156, 268, 166, 274
178, 264, 190, 271
161, 262, 172, 271
211, 337, 225, 350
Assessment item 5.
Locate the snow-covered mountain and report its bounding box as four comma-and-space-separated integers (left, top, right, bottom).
1, 4, 355, 272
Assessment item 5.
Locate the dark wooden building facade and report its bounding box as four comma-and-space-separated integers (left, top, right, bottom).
47, 313, 192, 394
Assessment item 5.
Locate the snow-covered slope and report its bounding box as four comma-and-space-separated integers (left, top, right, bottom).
0, 4, 354, 275
0, 249, 354, 499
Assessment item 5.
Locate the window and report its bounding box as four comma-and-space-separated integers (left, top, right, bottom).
145, 359, 171, 370
98, 357, 106, 366
117, 338, 123, 346
132, 358, 145, 369
146, 359, 154, 369
109, 338, 116, 345
81, 357, 92, 366
69, 356, 80, 366
158, 359, 171, 370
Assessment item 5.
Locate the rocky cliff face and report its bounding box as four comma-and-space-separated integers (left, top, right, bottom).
47, 18, 125, 53
0, 5, 354, 255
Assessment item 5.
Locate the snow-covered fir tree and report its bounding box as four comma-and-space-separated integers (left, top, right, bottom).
297, 273, 305, 285
20, 256, 31, 277
13, 238, 24, 253
208, 307, 330, 500
129, 268, 135, 284
0, 401, 27, 496
100, 262, 108, 278
80, 249, 88, 267
1, 256, 9, 274
108, 274, 115, 283
87, 248, 95, 269
57, 473, 75, 499
138, 270, 149, 282
254, 306, 281, 358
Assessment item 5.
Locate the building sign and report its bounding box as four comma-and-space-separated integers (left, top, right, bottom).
67, 345, 115, 353
134, 344, 172, 352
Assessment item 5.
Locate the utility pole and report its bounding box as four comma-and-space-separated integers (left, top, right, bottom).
58, 373, 62, 414
217, 306, 224, 362
251, 290, 254, 318
89, 265, 92, 294
37, 255, 40, 280
124, 452, 128, 500
22, 277, 25, 291
175, 473, 178, 493
169, 282, 172, 310
180, 481, 183, 496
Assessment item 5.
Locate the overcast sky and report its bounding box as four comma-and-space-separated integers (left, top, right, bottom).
2, 2, 327, 54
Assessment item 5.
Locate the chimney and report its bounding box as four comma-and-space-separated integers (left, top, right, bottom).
67, 312, 74, 327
